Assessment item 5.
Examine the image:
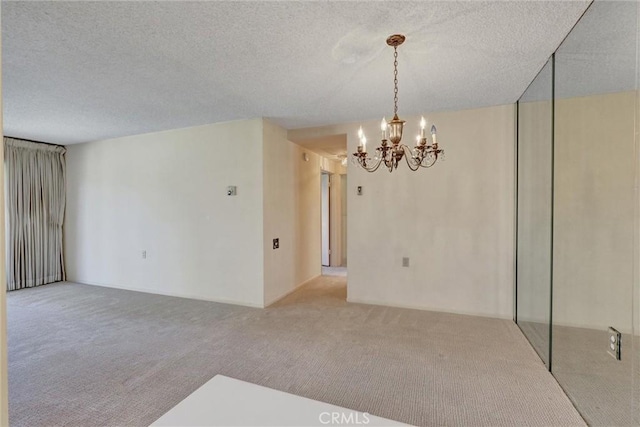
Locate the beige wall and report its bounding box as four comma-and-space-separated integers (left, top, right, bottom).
292, 145, 324, 290
290, 104, 516, 319
263, 121, 320, 304
263, 120, 296, 305
65, 119, 266, 307
66, 118, 338, 309
554, 91, 637, 332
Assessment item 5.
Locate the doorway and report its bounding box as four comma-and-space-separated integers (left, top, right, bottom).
321, 170, 347, 277
321, 172, 330, 267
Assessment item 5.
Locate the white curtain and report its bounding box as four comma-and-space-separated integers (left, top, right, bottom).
4, 137, 66, 291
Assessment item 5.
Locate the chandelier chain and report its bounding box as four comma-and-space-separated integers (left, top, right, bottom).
393, 46, 398, 115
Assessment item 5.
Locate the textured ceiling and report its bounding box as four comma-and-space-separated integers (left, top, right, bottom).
521, 1, 637, 103
3, 1, 590, 145
555, 1, 637, 99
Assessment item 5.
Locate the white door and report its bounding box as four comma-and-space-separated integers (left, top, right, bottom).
321, 173, 330, 266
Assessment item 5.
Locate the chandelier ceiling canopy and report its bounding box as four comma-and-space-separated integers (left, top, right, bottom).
352, 34, 444, 173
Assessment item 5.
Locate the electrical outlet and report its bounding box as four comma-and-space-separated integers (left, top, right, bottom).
142, 250, 147, 259
273, 238, 279, 250
402, 257, 410, 267
608, 327, 622, 360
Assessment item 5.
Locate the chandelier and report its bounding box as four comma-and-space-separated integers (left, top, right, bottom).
353, 34, 444, 173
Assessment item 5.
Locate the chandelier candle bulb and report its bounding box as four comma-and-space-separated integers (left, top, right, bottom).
431, 125, 437, 145
381, 118, 387, 139
362, 136, 367, 152
420, 117, 426, 139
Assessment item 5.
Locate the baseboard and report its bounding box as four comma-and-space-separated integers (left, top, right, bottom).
71, 279, 265, 309
264, 274, 321, 307
346, 296, 513, 320
549, 319, 634, 335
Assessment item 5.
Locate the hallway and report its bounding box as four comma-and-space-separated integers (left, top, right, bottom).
321, 266, 347, 277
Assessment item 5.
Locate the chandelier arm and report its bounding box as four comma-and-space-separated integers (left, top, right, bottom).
413, 151, 426, 167
381, 149, 393, 170
419, 150, 439, 168
401, 145, 421, 172
361, 156, 384, 173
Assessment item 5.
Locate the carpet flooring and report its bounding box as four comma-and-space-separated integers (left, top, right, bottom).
553, 325, 639, 427
519, 320, 640, 426
8, 276, 585, 426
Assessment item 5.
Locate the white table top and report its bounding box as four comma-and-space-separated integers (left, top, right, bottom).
151, 375, 405, 427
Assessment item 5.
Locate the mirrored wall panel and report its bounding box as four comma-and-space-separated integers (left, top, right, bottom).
553, 1, 638, 425
516, 59, 553, 366
516, 1, 640, 424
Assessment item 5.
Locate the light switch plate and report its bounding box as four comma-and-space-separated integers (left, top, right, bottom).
227, 186, 237, 196
357, 186, 363, 196
608, 326, 622, 360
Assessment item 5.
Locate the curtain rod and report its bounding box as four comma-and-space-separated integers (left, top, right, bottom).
3, 135, 65, 149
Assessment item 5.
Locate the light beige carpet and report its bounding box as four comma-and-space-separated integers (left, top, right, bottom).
552, 325, 639, 426
8, 276, 585, 426
519, 320, 640, 426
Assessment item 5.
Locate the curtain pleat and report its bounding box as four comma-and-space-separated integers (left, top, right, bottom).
4, 137, 66, 291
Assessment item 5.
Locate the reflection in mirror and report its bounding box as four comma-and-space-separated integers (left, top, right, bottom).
516, 59, 553, 367
553, 1, 638, 425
